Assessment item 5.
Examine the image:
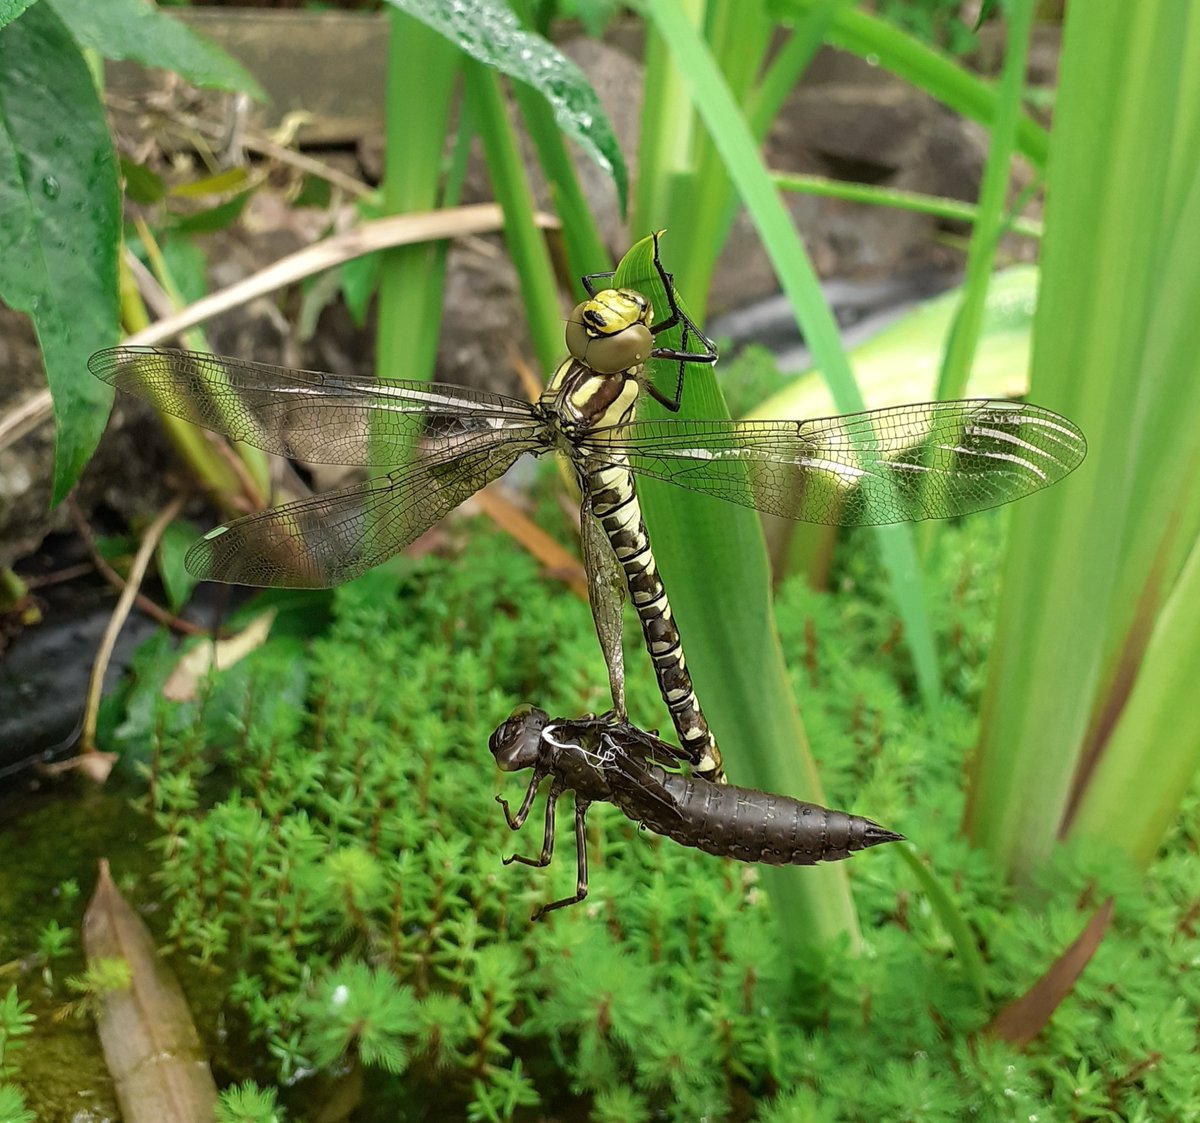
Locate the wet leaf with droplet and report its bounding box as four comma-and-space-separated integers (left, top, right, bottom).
0, 2, 120, 502
385, 0, 628, 213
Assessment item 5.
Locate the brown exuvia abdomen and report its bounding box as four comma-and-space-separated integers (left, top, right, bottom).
616, 769, 903, 865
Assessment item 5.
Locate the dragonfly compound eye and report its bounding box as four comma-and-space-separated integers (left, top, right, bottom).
566, 292, 654, 376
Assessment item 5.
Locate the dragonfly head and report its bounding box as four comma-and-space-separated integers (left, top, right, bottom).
566, 288, 654, 375
489, 704, 550, 772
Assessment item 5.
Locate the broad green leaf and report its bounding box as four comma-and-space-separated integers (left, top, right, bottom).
157, 518, 202, 613
614, 234, 862, 951
748, 267, 1038, 422
0, 0, 38, 32
48, 0, 264, 100
118, 157, 165, 204
383, 0, 628, 214
0, 2, 119, 504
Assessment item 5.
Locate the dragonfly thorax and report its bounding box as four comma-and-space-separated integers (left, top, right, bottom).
545, 350, 643, 434
565, 287, 654, 376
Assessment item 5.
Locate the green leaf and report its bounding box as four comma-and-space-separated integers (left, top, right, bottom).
0, 0, 38, 32
567, 0, 621, 38
748, 267, 1039, 422
893, 844, 988, 1002
341, 251, 381, 327
119, 157, 165, 204
48, 0, 265, 100
612, 234, 862, 953
966, 0, 1200, 878
0, 1084, 35, 1123
159, 237, 209, 307
642, 0, 942, 710
0, 1, 120, 504
157, 518, 202, 613
169, 191, 250, 235
382, 0, 628, 213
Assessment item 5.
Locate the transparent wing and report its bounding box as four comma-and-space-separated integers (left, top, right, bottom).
184, 438, 536, 587
599, 722, 692, 769
580, 500, 627, 717
586, 400, 1086, 526
90, 346, 544, 466
597, 726, 690, 827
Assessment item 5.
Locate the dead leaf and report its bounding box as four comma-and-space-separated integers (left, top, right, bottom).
163, 608, 277, 701
984, 897, 1114, 1047
476, 487, 588, 600
40, 752, 119, 783
83, 860, 218, 1122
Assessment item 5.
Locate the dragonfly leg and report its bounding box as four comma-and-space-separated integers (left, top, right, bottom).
495, 767, 546, 830
581, 268, 616, 297
532, 797, 591, 920
643, 234, 718, 412
503, 779, 561, 868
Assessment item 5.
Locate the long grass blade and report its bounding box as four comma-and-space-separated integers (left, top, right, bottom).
934, 0, 1036, 402
965, 0, 1199, 879
645, 0, 942, 718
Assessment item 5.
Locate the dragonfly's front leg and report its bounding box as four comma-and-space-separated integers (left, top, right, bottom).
581, 496, 627, 720
533, 797, 592, 920
502, 778, 562, 868
495, 767, 546, 830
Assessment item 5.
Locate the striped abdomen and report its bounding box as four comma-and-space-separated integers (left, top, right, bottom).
613, 764, 902, 865
586, 459, 725, 784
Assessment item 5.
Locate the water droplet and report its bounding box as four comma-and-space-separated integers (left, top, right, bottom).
865, 53, 880, 67
41, 175, 60, 199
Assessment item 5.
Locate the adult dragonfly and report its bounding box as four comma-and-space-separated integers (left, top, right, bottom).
90, 235, 1087, 785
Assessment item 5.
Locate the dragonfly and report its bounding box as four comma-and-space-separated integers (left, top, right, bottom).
90, 234, 1087, 786
490, 705, 903, 919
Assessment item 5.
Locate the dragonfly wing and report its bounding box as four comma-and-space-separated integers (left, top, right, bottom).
580, 499, 627, 717
599, 728, 690, 827
185, 436, 538, 587
600, 400, 1086, 526
90, 346, 542, 466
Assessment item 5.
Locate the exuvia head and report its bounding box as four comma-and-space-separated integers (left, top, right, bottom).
565, 287, 655, 375
489, 704, 550, 772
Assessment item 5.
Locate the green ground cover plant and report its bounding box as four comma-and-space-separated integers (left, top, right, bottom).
62, 494, 1196, 1121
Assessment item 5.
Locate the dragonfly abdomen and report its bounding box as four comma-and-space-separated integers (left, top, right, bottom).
619, 766, 900, 866
586, 458, 725, 784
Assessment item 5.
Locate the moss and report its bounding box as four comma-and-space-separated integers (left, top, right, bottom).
7, 497, 1199, 1121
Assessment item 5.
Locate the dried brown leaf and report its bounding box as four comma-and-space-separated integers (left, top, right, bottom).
985, 897, 1114, 1047
83, 860, 218, 1122
475, 486, 588, 600
162, 608, 276, 701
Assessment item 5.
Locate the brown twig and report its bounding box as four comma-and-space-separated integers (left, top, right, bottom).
79, 495, 187, 759
68, 499, 206, 638
22, 562, 95, 590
